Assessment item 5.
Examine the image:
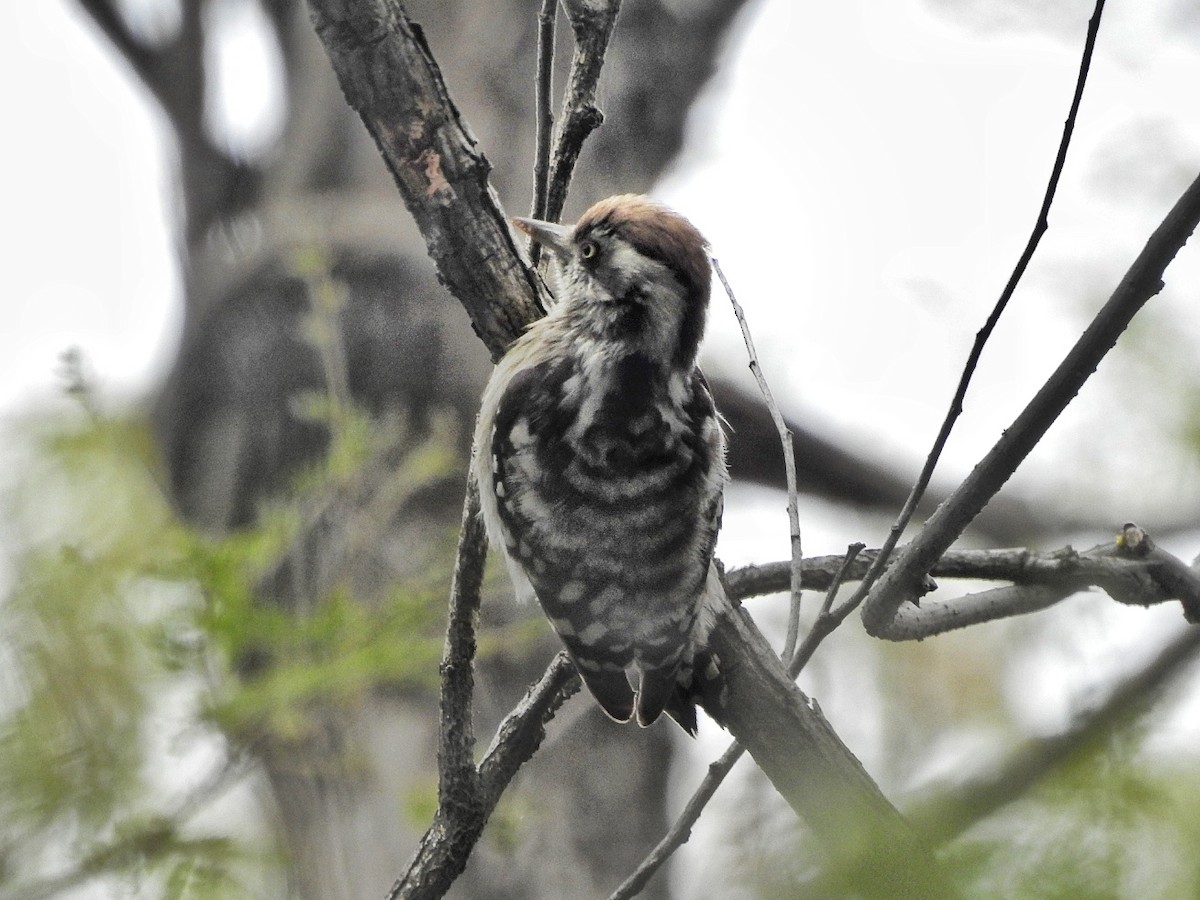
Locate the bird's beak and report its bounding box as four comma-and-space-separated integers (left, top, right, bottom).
512, 216, 574, 261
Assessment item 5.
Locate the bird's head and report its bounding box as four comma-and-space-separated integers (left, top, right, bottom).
513, 195, 712, 369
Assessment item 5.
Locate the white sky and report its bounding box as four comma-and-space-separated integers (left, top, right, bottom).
3, 2, 180, 417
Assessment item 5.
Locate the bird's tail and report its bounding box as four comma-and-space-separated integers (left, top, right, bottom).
655, 648, 722, 735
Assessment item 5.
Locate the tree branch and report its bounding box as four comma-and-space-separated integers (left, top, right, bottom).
306, 0, 546, 359
659, 523, 1196, 894
437, 478, 486, 809
389, 660, 578, 900
701, 591, 957, 897
530, 0, 558, 226
788, 543, 868, 676
389, 507, 579, 899
613, 545, 866, 898
477, 653, 580, 802
390, 652, 578, 899
727, 532, 1200, 636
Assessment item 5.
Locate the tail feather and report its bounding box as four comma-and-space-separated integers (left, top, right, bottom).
634, 667, 677, 729
661, 689, 699, 736
575, 664, 636, 723
663, 647, 723, 736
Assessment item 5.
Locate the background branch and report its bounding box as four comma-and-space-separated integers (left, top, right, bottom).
710, 375, 1073, 545
911, 624, 1200, 844
75, 0, 256, 241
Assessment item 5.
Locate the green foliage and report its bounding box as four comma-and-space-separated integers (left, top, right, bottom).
0, 395, 458, 897
401, 778, 440, 832
162, 844, 256, 900
203, 579, 444, 741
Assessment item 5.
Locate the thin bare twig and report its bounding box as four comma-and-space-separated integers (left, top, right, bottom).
845, 0, 1109, 626
384, 474, 488, 899
390, 654, 580, 899
530, 0, 558, 267
390, 654, 579, 900
714, 257, 805, 663
478, 653, 580, 801
788, 543, 866, 678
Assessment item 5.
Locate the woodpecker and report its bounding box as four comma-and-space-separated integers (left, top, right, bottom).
473, 194, 727, 734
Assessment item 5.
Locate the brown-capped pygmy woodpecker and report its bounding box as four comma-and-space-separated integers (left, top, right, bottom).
474, 195, 726, 734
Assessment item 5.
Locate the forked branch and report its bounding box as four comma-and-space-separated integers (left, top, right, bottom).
861, 173, 1200, 638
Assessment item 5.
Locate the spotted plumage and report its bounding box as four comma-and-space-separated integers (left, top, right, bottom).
474, 195, 726, 733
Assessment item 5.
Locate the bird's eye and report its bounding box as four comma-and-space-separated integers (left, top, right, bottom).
579, 240, 599, 261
